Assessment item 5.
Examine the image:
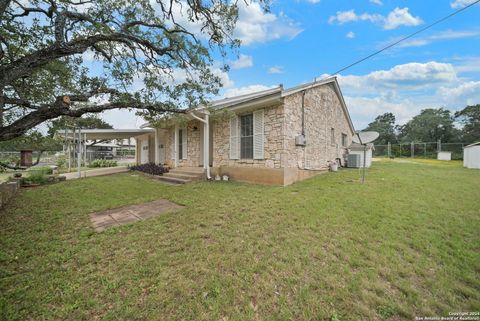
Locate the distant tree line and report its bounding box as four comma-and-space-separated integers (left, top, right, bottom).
363, 104, 480, 145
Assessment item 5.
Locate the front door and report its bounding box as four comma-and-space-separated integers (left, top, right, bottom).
140, 139, 149, 164
158, 140, 165, 164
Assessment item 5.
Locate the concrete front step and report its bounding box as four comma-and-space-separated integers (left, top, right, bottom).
163, 172, 203, 181
156, 167, 205, 184
156, 175, 191, 184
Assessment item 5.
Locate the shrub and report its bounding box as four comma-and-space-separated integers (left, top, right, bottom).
88, 159, 117, 168
56, 155, 66, 168
22, 170, 48, 185
29, 166, 53, 175
129, 163, 168, 176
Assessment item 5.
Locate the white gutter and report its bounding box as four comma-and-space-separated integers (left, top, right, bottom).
189, 111, 211, 180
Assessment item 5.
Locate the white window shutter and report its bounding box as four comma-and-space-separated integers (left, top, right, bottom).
182, 127, 187, 159
229, 116, 239, 159
253, 109, 264, 159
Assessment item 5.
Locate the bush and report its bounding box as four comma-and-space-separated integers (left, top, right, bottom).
29, 166, 53, 175
56, 155, 66, 168
22, 170, 48, 185
129, 163, 168, 176
88, 159, 117, 168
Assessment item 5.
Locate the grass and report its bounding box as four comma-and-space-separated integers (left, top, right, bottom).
0, 160, 479, 320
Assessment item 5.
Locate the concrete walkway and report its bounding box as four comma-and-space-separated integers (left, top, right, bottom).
63, 166, 129, 180
90, 199, 184, 232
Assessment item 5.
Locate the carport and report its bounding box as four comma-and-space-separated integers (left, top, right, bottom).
57, 128, 155, 177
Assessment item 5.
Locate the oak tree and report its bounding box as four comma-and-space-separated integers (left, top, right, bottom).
0, 0, 266, 141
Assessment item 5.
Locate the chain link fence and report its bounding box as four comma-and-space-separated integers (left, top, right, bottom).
374, 142, 466, 160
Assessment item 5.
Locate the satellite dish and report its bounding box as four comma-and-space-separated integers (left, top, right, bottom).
352, 131, 379, 145
351, 131, 379, 184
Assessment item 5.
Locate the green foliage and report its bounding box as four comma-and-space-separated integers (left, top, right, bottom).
28, 167, 53, 175
1, 161, 479, 320
21, 169, 50, 185
0, 131, 62, 152
48, 115, 113, 138
1, 1, 268, 139
56, 155, 67, 168
364, 112, 397, 144
398, 108, 460, 143
88, 159, 117, 168
455, 104, 480, 144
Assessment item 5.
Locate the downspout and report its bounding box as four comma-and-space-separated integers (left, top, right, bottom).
189, 111, 211, 180
301, 90, 308, 170
301, 90, 306, 136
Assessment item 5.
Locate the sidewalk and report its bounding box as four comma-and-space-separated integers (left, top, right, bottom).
63, 166, 129, 180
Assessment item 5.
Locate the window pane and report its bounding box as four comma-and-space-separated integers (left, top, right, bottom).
240, 114, 253, 159
241, 136, 253, 159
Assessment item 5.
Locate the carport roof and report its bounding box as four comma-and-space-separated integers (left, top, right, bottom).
57, 128, 154, 140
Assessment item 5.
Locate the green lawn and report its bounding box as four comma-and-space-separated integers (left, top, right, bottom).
1, 160, 479, 320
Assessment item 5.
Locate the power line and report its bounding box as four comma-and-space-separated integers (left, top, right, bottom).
329, 0, 480, 76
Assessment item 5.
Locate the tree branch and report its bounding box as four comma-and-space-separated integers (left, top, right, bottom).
0, 95, 186, 141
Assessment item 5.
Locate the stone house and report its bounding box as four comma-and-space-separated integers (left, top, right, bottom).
136, 77, 355, 185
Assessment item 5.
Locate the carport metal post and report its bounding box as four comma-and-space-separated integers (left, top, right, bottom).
77, 128, 81, 178
154, 128, 160, 164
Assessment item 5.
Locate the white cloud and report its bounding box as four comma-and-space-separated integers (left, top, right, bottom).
450, 0, 476, 8
328, 10, 382, 25
334, 61, 480, 129
346, 31, 355, 39
383, 7, 423, 30
231, 54, 253, 69
306, 0, 321, 3
380, 29, 480, 49
224, 85, 277, 98
337, 62, 458, 93
268, 66, 284, 74
234, 2, 303, 45
329, 7, 422, 30
370, 0, 383, 5
453, 56, 480, 73
150, 1, 301, 46
345, 96, 421, 127
439, 81, 480, 105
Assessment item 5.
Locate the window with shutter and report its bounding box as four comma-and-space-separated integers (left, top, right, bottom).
253, 109, 264, 159
230, 116, 239, 159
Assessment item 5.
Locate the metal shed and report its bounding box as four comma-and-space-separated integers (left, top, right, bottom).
463, 142, 480, 169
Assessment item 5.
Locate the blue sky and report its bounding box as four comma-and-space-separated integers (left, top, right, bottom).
101, 0, 480, 129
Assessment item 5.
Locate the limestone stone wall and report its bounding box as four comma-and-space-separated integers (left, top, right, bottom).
162, 120, 202, 168
211, 104, 284, 169
283, 83, 353, 170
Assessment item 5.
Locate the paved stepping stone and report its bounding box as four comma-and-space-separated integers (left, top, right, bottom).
90, 199, 184, 232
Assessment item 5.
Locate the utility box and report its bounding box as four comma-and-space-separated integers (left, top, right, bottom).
20, 150, 33, 167
437, 151, 451, 161
347, 154, 361, 168
295, 135, 306, 146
